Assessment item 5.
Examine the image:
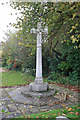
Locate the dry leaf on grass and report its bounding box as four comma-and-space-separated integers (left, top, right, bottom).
68, 108, 72, 111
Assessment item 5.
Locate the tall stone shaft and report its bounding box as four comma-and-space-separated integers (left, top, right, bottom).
35, 25, 43, 83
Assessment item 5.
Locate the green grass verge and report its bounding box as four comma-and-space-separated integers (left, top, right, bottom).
17, 105, 79, 119
1, 71, 34, 87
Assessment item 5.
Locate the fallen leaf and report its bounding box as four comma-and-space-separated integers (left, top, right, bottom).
53, 114, 56, 116
30, 106, 33, 109
69, 95, 72, 97
62, 113, 66, 116
39, 114, 41, 116
62, 104, 66, 107
76, 112, 79, 115
8, 95, 10, 98
68, 108, 72, 111
70, 112, 74, 114
50, 110, 52, 111
72, 109, 75, 111
36, 116, 39, 118
4, 115, 7, 118
62, 110, 64, 112
58, 113, 61, 115
55, 102, 59, 104
27, 116, 30, 118
76, 107, 80, 109
24, 103, 26, 105
48, 103, 53, 105
57, 113, 61, 115
71, 89, 76, 91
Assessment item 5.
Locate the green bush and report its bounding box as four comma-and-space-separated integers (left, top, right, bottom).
57, 76, 70, 85
57, 61, 69, 76
47, 71, 59, 81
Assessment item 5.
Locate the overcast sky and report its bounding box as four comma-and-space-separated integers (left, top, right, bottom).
0, 0, 20, 42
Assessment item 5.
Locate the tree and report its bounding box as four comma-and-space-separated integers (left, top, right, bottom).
4, 1, 80, 84
2, 31, 36, 73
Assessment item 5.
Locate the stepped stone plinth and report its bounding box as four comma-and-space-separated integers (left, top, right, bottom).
21, 85, 55, 98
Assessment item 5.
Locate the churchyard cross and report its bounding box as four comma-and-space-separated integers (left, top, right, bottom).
30, 22, 48, 84
29, 22, 49, 92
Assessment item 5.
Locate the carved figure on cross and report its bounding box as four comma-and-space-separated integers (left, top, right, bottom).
30, 22, 48, 43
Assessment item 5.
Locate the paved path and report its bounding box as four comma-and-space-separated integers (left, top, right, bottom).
0, 84, 79, 119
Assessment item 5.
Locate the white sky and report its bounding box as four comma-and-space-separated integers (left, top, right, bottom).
0, 0, 21, 42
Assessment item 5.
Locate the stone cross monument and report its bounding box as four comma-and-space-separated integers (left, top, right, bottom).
29, 22, 49, 92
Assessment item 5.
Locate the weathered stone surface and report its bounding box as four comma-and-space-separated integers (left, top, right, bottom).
30, 22, 48, 85
29, 82, 49, 92
8, 88, 30, 104
8, 86, 59, 106
7, 104, 17, 112
2, 101, 6, 105
22, 86, 55, 98
56, 116, 69, 120
29, 107, 39, 113
39, 108, 48, 112
5, 100, 13, 104
2, 96, 11, 101
1, 84, 79, 118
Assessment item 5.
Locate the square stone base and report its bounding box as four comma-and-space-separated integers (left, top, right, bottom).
29, 82, 49, 92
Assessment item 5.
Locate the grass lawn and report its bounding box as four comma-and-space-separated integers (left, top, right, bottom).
16, 104, 79, 119
1, 71, 34, 87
